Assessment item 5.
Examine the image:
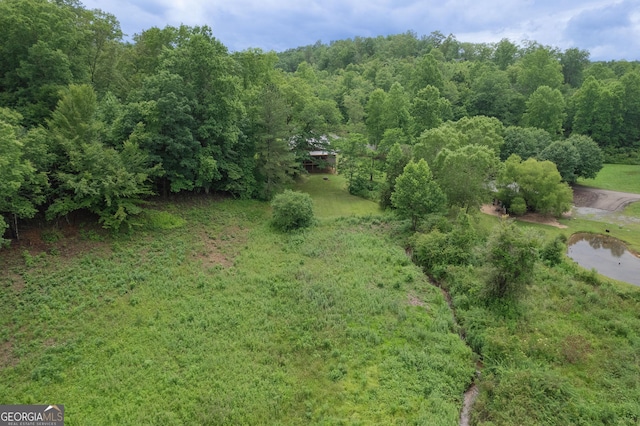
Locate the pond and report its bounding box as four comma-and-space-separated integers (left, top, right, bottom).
567, 233, 640, 286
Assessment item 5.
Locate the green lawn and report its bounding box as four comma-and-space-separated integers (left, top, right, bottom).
0, 197, 472, 425
294, 174, 380, 218
578, 164, 640, 193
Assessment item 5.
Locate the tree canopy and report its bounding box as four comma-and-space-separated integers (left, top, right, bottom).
1, 0, 637, 239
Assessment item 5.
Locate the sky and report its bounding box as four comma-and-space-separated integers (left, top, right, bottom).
82, 0, 640, 61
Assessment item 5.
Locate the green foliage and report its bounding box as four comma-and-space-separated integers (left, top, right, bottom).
46, 85, 159, 230
539, 140, 580, 183
271, 190, 315, 231
572, 76, 624, 148
380, 142, 411, 209
560, 47, 590, 87
509, 196, 527, 216
410, 85, 451, 136
467, 64, 524, 125
0, 108, 47, 244
365, 88, 388, 147
515, 47, 563, 95
433, 144, 501, 210
0, 197, 474, 424
497, 155, 572, 216
141, 210, 186, 230
483, 220, 540, 300
523, 85, 566, 136
540, 235, 566, 266
568, 134, 604, 180
411, 210, 479, 276
500, 126, 552, 161
391, 159, 447, 230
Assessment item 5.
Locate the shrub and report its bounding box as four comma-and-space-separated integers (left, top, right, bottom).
540, 235, 566, 266
483, 220, 540, 300
271, 190, 315, 231
509, 196, 527, 216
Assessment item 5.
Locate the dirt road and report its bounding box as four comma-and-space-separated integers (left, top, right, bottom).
572, 184, 640, 211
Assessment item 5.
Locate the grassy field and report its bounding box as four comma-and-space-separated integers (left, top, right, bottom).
578, 164, 640, 193
0, 195, 472, 424
293, 174, 380, 218
2, 171, 640, 425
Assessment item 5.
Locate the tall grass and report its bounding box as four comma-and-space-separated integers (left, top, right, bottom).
0, 198, 473, 425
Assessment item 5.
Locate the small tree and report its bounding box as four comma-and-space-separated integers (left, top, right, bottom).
391, 159, 446, 230
271, 190, 315, 231
484, 220, 540, 300
538, 140, 580, 183
568, 134, 603, 180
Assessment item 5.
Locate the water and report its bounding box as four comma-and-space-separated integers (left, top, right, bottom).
567, 233, 640, 286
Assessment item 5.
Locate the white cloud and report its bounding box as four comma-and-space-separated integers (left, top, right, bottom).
80, 0, 639, 59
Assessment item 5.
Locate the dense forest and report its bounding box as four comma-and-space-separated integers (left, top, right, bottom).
2, 0, 640, 243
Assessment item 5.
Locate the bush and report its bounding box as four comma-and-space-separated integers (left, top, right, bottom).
271, 190, 315, 231
540, 235, 566, 266
509, 196, 527, 216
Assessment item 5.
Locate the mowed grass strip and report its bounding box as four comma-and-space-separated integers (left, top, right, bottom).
0, 198, 473, 425
578, 164, 640, 194
294, 174, 380, 218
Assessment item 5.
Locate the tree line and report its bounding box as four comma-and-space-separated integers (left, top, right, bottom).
1, 0, 638, 243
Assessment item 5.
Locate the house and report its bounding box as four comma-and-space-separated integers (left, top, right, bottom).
302, 135, 337, 173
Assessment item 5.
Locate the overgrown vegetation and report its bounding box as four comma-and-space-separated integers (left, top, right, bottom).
2, 2, 640, 424
0, 197, 474, 425
2, 169, 640, 425
270, 190, 315, 231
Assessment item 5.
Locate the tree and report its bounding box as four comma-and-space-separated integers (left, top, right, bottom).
161, 27, 247, 196
336, 133, 367, 184
46, 84, 159, 230
568, 134, 603, 180
433, 144, 501, 211
523, 86, 566, 137
380, 142, 411, 208
0, 109, 47, 245
516, 47, 563, 95
410, 85, 451, 136
127, 70, 199, 194
468, 65, 524, 125
560, 48, 590, 87
271, 190, 315, 231
492, 39, 519, 70
382, 82, 411, 135
619, 71, 640, 146
538, 140, 580, 182
413, 125, 463, 165
365, 88, 388, 147
453, 115, 505, 153
483, 220, 540, 300
572, 76, 623, 148
411, 53, 444, 92
0, 0, 87, 125
253, 84, 297, 200
391, 159, 446, 230
500, 126, 552, 161
497, 155, 572, 216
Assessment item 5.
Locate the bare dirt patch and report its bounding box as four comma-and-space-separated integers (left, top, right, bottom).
194, 226, 248, 270
407, 292, 427, 308
480, 205, 568, 229
572, 185, 640, 211
0, 340, 17, 369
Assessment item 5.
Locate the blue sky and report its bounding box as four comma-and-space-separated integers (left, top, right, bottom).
82, 0, 639, 61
